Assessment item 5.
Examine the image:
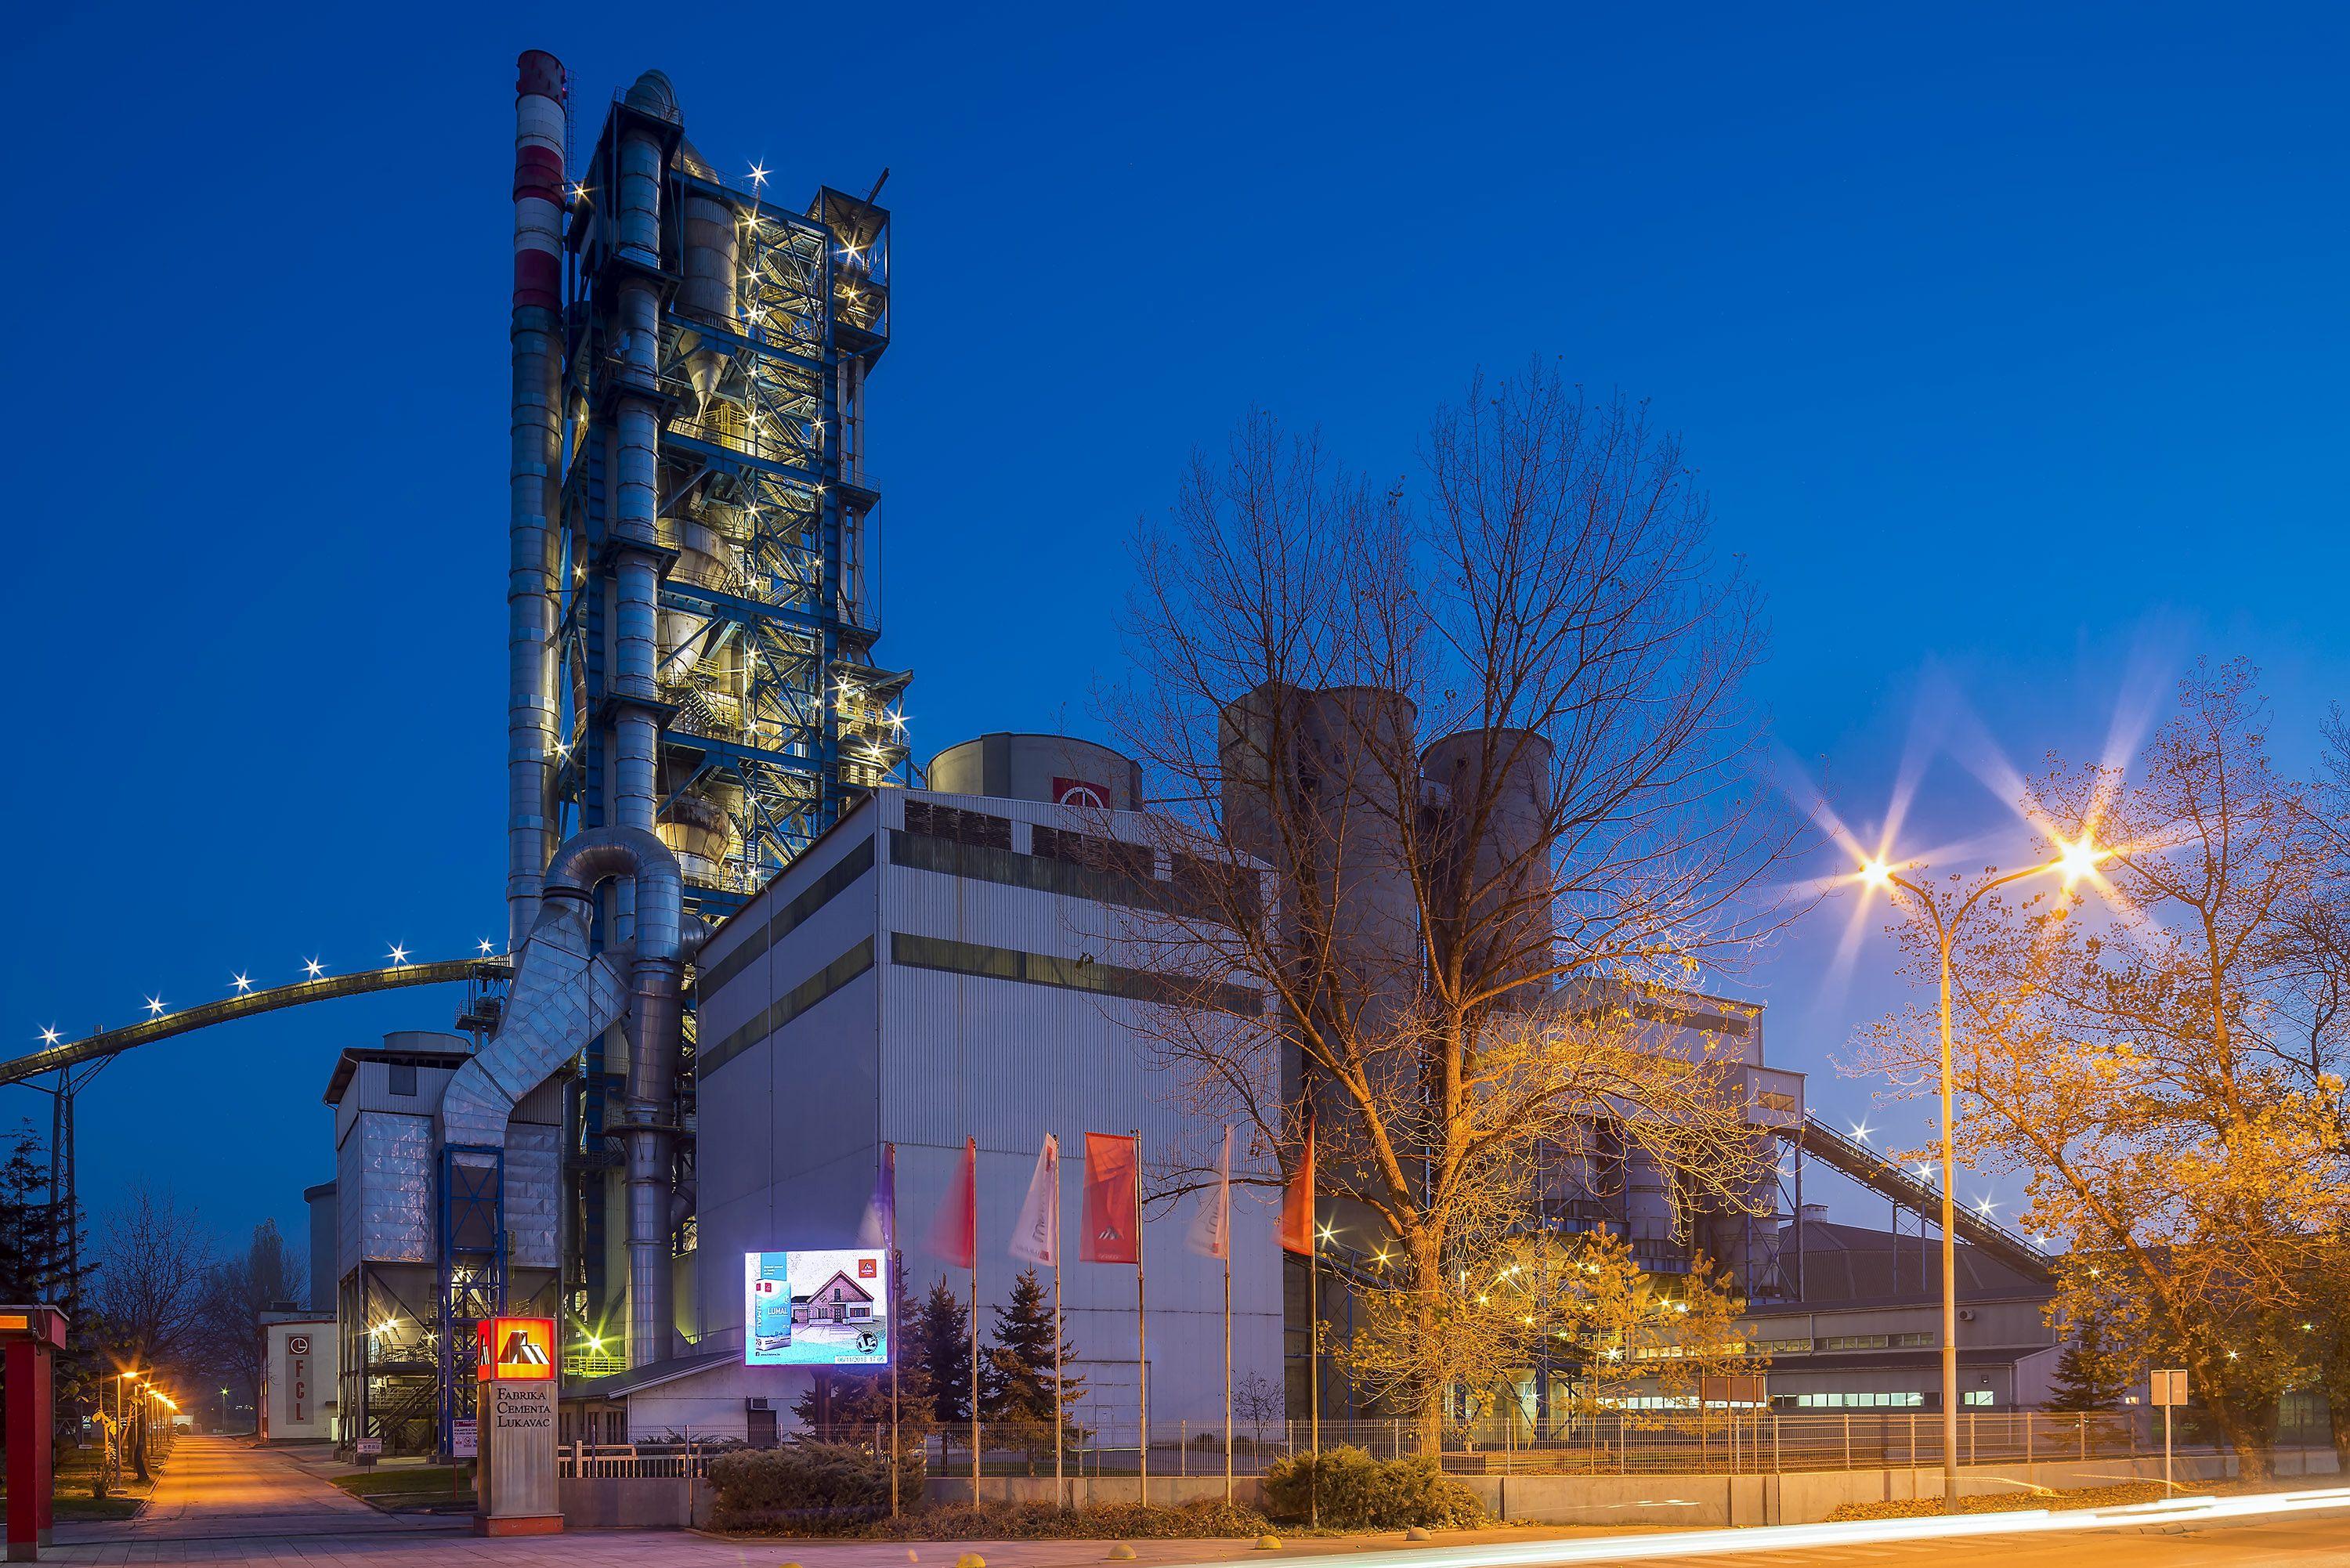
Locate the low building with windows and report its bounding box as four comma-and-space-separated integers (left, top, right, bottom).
1738, 1216, 2060, 1411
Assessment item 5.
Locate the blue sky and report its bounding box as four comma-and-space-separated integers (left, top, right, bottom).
3, 2, 2345, 1257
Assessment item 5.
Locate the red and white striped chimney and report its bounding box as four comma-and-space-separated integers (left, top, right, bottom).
508, 50, 569, 953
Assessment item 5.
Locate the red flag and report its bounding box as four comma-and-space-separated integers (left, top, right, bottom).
1081, 1133, 1140, 1264
931, 1136, 977, 1269
1279, 1118, 1316, 1256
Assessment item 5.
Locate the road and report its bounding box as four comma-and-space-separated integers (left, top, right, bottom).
41, 1436, 2350, 1566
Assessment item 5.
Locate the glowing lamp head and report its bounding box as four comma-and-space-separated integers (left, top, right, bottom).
2056, 833, 2110, 887
1858, 858, 1893, 890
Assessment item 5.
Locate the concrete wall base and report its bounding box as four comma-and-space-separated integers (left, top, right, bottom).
1463, 1448, 2341, 1528
567, 1448, 2341, 1531
472, 1513, 564, 1536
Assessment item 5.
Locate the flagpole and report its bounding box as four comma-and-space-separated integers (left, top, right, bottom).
971, 1147, 981, 1508
1133, 1125, 1147, 1509
1053, 1255, 1065, 1510
887, 1143, 900, 1520
1223, 1221, 1233, 1504
1052, 1135, 1065, 1512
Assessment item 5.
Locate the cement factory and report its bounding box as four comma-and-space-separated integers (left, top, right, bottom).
0, 51, 2066, 1460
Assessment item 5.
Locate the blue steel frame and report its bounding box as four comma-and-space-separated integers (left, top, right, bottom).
552, 101, 910, 1347
436, 1144, 507, 1458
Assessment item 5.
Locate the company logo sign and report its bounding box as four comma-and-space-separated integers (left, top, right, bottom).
475, 1316, 557, 1382
1052, 776, 1108, 808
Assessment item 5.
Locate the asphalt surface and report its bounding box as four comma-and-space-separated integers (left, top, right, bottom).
38, 1436, 2350, 1566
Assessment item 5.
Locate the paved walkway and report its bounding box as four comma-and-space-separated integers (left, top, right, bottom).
56, 1435, 461, 1549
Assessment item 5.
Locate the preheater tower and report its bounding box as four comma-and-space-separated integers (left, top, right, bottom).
508, 55, 912, 1352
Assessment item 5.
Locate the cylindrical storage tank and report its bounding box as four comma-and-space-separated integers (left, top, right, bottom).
1217, 681, 1301, 866
1419, 727, 1555, 1010
1299, 686, 1421, 1006
927, 733, 1145, 811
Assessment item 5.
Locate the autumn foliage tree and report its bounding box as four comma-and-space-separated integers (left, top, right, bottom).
1108, 367, 1796, 1452
1856, 663, 2350, 1476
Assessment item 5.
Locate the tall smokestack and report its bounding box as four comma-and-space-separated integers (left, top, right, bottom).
508, 50, 568, 953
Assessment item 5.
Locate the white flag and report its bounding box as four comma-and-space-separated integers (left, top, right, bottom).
1010, 1134, 1060, 1266
1186, 1125, 1232, 1259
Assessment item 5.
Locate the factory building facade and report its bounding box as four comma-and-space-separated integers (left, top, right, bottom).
565, 735, 1285, 1442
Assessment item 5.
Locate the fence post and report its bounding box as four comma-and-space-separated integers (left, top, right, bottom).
1286, 1418, 1293, 1458
1908, 1412, 1917, 1469
1393, 1418, 1401, 1458
2079, 1412, 2087, 1461
2025, 1412, 2033, 1466
1773, 1414, 1781, 1473
1969, 1411, 1976, 1467
1842, 1412, 1851, 1470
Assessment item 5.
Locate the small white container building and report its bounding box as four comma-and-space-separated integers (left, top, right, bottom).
257, 1313, 338, 1442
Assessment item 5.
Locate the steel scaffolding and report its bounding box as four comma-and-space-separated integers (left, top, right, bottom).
553, 92, 909, 1346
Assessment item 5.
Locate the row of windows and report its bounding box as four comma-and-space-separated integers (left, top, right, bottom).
1774, 1390, 1994, 1409
888, 828, 1260, 926
890, 932, 1263, 1017
700, 837, 877, 995
702, 938, 876, 1077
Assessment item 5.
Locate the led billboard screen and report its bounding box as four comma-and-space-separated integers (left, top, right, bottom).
744, 1248, 890, 1366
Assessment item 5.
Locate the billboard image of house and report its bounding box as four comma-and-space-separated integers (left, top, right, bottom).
743, 1248, 889, 1366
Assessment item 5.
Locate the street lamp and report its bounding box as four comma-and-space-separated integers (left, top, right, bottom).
1855, 832, 2107, 1512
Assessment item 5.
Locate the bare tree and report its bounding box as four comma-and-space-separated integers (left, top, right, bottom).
92, 1184, 210, 1379
1105, 366, 1798, 1451
195, 1219, 307, 1415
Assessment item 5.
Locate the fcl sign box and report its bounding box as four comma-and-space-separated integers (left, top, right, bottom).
476, 1317, 556, 1382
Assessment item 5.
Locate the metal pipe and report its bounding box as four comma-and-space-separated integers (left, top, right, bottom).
443, 827, 689, 1368
507, 49, 567, 952
609, 107, 666, 842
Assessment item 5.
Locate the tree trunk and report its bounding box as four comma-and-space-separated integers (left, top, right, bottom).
2211, 1400, 2274, 1482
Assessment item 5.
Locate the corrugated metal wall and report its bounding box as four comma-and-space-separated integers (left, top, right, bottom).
693, 789, 1284, 1424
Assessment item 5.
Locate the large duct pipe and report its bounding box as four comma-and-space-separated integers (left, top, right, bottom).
507, 50, 568, 953
443, 826, 692, 1367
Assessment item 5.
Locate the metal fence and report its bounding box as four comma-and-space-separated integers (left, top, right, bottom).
573, 1408, 2329, 1481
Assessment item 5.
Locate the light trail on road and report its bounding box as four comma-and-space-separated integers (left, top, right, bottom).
1231, 1485, 2350, 1568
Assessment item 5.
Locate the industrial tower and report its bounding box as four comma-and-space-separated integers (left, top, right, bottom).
508, 56, 911, 1370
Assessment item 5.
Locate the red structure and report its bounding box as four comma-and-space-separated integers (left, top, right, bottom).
1, 1306, 67, 1562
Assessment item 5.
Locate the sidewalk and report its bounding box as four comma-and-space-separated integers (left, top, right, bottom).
56, 1434, 462, 1545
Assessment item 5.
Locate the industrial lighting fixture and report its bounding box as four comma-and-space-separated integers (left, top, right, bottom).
39, 1027, 59, 1046
144, 996, 165, 1017
233, 973, 253, 993
1849, 1120, 1874, 1144
479, 939, 495, 956
304, 958, 324, 978
387, 945, 409, 966
1973, 1196, 1999, 1217
747, 162, 768, 187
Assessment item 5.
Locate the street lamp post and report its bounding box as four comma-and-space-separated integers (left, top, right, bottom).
1859, 834, 2105, 1512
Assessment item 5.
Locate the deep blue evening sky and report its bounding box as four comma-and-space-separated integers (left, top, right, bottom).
3, 2, 2345, 1260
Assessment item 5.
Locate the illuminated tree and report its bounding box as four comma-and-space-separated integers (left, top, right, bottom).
1856, 663, 2350, 1479
1108, 367, 1798, 1453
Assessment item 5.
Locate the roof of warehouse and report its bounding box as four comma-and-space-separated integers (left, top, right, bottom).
562, 1347, 740, 1402
321, 1046, 472, 1105
1773, 1219, 2055, 1306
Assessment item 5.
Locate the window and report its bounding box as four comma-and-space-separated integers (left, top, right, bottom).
889, 932, 1262, 1017
703, 938, 877, 1076
700, 836, 875, 994
1892, 1331, 1936, 1348
902, 799, 1012, 850
1820, 1335, 1891, 1351
1964, 1390, 1994, 1407
1783, 1390, 1925, 1409
387, 1063, 418, 1097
